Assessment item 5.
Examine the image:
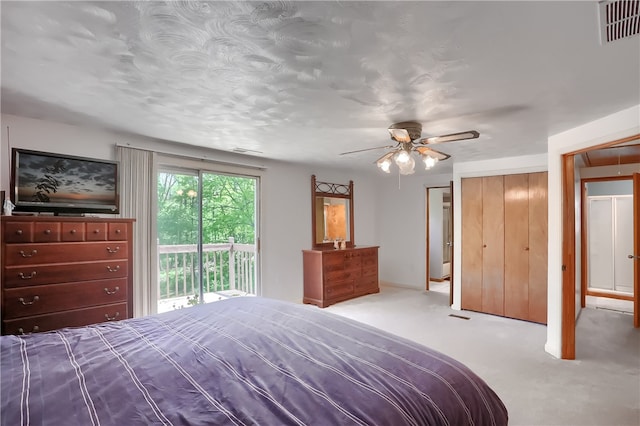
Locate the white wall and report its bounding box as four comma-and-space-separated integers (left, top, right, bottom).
546, 104, 640, 358
375, 172, 452, 289
0, 114, 381, 304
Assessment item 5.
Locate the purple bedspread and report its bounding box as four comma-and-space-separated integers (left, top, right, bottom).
1, 297, 507, 425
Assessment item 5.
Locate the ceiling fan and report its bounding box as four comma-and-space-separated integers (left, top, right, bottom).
340, 121, 480, 175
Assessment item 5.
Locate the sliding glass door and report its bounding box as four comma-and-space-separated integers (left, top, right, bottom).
156, 168, 258, 313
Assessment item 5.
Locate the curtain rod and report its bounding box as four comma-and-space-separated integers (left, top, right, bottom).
115, 142, 267, 171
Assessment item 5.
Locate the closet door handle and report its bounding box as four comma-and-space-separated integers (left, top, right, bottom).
628, 254, 639, 260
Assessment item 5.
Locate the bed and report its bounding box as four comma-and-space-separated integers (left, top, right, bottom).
1, 296, 508, 425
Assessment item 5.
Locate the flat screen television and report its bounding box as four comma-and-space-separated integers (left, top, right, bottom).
10, 148, 120, 215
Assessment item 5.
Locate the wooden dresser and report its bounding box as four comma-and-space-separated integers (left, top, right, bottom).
1, 216, 135, 335
303, 246, 379, 308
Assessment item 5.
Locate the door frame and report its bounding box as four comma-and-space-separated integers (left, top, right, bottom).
561, 133, 640, 359
155, 157, 263, 313
425, 184, 454, 305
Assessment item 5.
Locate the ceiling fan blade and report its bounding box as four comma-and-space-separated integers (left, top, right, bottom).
415, 146, 451, 161
419, 130, 480, 145
374, 150, 396, 164
339, 145, 393, 155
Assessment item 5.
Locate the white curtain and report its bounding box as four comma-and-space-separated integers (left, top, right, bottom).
116, 146, 156, 317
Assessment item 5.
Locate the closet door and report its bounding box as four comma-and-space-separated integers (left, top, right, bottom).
504, 174, 529, 320
528, 172, 548, 324
461, 177, 483, 311
482, 176, 505, 316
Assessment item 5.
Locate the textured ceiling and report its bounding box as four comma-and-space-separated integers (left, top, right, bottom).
1, 1, 639, 174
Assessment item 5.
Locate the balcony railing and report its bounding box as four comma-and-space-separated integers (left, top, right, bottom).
158, 237, 256, 301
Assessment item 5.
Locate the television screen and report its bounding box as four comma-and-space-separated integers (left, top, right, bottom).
11, 148, 119, 215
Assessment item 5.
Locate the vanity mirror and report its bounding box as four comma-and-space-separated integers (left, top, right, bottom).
311, 175, 354, 249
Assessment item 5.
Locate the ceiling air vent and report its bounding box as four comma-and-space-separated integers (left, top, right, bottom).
599, 0, 640, 44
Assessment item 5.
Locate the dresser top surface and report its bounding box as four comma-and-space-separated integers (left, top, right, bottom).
303, 246, 379, 254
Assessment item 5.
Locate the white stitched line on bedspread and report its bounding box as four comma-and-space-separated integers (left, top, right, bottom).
297, 309, 497, 426
149, 317, 307, 426
57, 332, 101, 426
93, 328, 173, 426
19, 338, 30, 426
178, 313, 370, 426
121, 323, 246, 426
262, 305, 497, 426
187, 311, 419, 426
240, 309, 454, 425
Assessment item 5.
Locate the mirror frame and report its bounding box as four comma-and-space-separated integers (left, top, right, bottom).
311, 175, 355, 249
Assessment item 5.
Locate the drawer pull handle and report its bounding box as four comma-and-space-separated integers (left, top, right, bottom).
106, 246, 120, 253
115, 229, 121, 234
107, 265, 120, 272
19, 250, 38, 258
94, 229, 100, 234
105, 312, 120, 321
70, 229, 77, 234
18, 326, 40, 335
104, 286, 120, 295
18, 296, 40, 305
18, 271, 37, 280
16, 229, 23, 235
44, 229, 51, 235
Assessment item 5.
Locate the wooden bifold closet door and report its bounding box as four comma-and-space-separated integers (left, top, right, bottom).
461, 172, 548, 324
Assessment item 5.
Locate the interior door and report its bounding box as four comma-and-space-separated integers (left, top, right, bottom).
634, 173, 639, 328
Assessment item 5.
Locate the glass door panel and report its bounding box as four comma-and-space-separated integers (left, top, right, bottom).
157, 171, 200, 312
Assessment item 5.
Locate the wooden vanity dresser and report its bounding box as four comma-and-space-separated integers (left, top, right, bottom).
1, 216, 134, 335
303, 246, 379, 308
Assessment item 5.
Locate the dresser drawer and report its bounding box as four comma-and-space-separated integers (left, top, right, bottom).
3, 278, 128, 319
109, 223, 128, 240
355, 275, 378, 292
4, 221, 35, 243
361, 254, 377, 268
343, 256, 362, 270
4, 241, 128, 265
2, 302, 128, 335
325, 281, 354, 299
362, 265, 378, 277
4, 260, 128, 288
87, 222, 108, 241
325, 268, 360, 282
61, 222, 86, 241
34, 222, 62, 242
322, 251, 345, 265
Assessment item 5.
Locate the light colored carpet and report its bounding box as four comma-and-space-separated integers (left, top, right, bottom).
323, 285, 640, 426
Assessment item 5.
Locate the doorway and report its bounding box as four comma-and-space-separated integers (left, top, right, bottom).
426, 184, 453, 305
562, 134, 640, 359
582, 178, 634, 313
156, 168, 259, 312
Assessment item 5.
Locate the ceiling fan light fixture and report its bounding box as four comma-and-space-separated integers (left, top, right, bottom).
394, 149, 411, 164
377, 158, 392, 173
397, 155, 415, 175
423, 154, 438, 169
